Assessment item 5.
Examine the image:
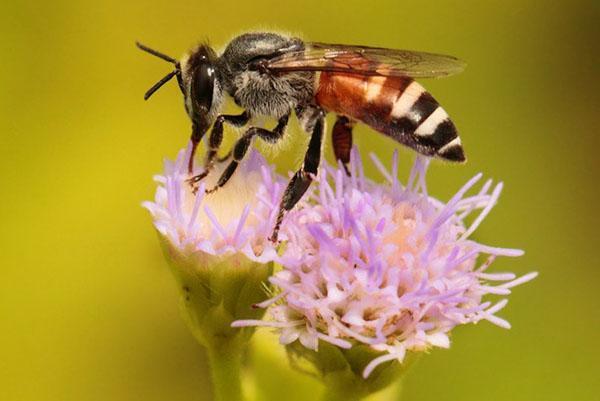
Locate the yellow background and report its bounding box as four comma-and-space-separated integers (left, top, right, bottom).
1, 1, 598, 400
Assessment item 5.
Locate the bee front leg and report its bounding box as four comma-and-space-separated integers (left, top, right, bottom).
332, 115, 354, 176
187, 111, 250, 187
270, 111, 325, 242
206, 112, 290, 194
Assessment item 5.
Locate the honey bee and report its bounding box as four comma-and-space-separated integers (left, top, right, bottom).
137, 32, 466, 241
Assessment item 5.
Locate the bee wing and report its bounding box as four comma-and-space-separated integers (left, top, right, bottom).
266, 42, 466, 78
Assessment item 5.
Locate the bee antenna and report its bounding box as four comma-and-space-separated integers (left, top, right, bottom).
144, 70, 178, 100
136, 41, 177, 64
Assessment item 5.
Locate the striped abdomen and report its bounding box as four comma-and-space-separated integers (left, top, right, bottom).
315, 72, 465, 162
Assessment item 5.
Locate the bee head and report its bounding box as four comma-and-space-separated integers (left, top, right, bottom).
137, 41, 221, 133
179, 44, 218, 119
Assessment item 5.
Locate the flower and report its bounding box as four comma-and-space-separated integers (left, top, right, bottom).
143, 144, 283, 265
234, 148, 537, 379
143, 143, 286, 347
144, 144, 291, 401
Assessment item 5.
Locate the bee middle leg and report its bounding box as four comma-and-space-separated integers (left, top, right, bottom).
270, 110, 325, 242
188, 111, 250, 186
206, 112, 290, 194
332, 115, 354, 176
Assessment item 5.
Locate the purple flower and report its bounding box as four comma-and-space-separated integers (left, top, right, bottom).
143, 144, 289, 359
235, 148, 537, 378
143, 144, 283, 264
144, 145, 290, 401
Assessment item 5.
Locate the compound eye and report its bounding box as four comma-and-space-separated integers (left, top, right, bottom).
192, 61, 215, 111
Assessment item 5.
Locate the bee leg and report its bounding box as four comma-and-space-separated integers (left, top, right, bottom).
206, 112, 290, 194
270, 111, 325, 242
332, 115, 354, 176
187, 111, 250, 186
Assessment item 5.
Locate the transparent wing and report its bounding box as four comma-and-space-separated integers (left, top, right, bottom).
266, 42, 466, 78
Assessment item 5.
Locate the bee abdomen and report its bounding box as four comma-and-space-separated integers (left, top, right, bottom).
316, 72, 465, 162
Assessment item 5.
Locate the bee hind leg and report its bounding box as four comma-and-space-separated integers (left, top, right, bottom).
270, 110, 325, 242
187, 111, 250, 188
205, 112, 290, 194
332, 115, 354, 176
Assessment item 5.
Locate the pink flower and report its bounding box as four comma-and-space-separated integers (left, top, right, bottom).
143, 144, 284, 264
235, 148, 537, 378
143, 144, 289, 401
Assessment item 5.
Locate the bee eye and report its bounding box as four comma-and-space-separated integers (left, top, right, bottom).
191, 61, 215, 111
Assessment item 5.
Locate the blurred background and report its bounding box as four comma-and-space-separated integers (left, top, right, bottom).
1, 0, 599, 400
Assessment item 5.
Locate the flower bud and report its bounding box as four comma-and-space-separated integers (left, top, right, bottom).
144, 145, 283, 347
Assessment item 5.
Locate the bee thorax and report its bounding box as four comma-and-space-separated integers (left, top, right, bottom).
223, 69, 313, 118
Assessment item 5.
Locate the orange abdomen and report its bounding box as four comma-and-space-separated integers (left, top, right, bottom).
315, 72, 465, 161
316, 72, 412, 130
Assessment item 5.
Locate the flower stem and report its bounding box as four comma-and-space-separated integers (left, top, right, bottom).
321, 384, 365, 401
206, 339, 244, 401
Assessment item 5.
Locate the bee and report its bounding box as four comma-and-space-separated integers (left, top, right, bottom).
137, 32, 466, 241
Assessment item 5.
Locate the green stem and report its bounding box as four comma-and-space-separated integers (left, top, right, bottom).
206, 340, 244, 401
321, 385, 365, 401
